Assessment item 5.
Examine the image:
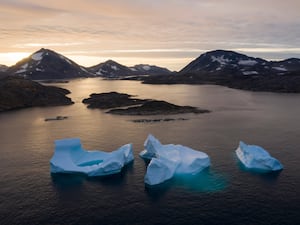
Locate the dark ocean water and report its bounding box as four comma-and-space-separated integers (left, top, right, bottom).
0, 78, 299, 225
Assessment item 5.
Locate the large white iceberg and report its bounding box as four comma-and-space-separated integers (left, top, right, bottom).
140, 135, 210, 185
50, 138, 134, 176
235, 141, 283, 172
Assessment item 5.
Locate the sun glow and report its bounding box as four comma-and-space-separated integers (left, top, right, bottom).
0, 52, 30, 66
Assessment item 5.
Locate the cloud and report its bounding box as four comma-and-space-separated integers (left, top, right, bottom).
0, 0, 299, 69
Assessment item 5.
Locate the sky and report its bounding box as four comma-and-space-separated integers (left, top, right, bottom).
0, 0, 300, 71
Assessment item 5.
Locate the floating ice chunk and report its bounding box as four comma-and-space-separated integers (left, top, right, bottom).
140, 135, 210, 185
235, 141, 283, 172
50, 138, 134, 176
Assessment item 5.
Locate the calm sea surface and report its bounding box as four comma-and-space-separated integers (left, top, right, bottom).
0, 78, 299, 225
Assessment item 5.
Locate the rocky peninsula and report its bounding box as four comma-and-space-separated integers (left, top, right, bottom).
0, 76, 73, 112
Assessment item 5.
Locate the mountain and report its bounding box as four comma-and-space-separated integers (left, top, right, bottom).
129, 64, 172, 75
180, 50, 271, 75
179, 50, 300, 76
270, 58, 300, 73
143, 50, 300, 93
8, 48, 92, 80
0, 76, 73, 112
88, 60, 133, 78
88, 60, 172, 78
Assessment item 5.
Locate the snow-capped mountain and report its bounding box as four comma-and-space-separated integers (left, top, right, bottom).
130, 64, 172, 75
8, 48, 92, 80
88, 60, 133, 78
180, 50, 300, 76
88, 61, 172, 78
180, 50, 269, 75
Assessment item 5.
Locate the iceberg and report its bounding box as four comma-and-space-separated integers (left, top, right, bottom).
235, 141, 283, 172
140, 135, 210, 185
50, 138, 134, 176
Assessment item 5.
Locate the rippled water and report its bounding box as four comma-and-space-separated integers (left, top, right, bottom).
0, 78, 299, 225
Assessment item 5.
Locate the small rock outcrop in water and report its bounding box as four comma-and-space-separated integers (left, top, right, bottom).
83, 91, 210, 115
0, 76, 73, 112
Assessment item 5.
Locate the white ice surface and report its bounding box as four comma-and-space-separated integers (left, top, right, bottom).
50, 138, 134, 176
235, 141, 283, 172
140, 135, 210, 185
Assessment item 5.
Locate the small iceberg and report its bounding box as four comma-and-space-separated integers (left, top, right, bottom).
235, 141, 283, 172
50, 138, 134, 176
140, 134, 210, 185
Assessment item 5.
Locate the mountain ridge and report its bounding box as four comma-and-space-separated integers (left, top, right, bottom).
179, 49, 300, 76
6, 48, 172, 80
142, 50, 300, 92
88, 60, 172, 78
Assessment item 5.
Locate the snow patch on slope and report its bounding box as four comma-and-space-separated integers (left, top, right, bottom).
211, 55, 230, 65
243, 71, 258, 75
143, 65, 151, 71
272, 67, 287, 71
111, 65, 119, 71
15, 63, 28, 73
238, 60, 258, 66
31, 52, 43, 61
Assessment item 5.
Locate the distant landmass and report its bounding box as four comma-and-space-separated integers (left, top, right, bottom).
2, 48, 300, 92
0, 76, 73, 112
143, 50, 300, 93
6, 48, 171, 80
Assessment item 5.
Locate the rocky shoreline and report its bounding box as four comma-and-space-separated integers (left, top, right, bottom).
0, 76, 73, 112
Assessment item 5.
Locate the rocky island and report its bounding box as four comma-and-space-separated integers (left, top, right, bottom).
82, 92, 147, 109
108, 100, 209, 115
0, 76, 73, 112
83, 92, 210, 115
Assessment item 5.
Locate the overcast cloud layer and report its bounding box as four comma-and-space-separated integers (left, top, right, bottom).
1, 0, 299, 70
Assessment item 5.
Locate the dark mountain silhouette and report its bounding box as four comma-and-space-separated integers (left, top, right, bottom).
8, 48, 92, 80
88, 60, 133, 78
130, 64, 172, 75
88, 61, 172, 78
143, 50, 300, 93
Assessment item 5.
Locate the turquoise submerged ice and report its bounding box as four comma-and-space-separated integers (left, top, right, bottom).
140, 135, 210, 185
236, 141, 283, 172
50, 138, 134, 176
